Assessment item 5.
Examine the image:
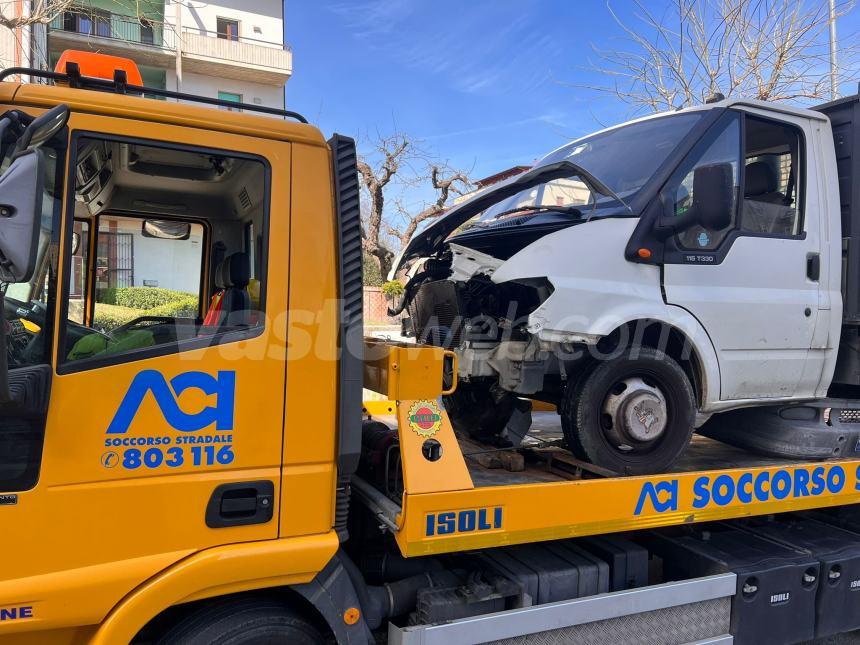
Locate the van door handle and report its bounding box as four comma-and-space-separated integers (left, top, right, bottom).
807, 253, 820, 281
206, 480, 274, 528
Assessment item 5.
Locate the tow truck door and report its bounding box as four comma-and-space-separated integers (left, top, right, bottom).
661, 108, 825, 400
0, 108, 292, 632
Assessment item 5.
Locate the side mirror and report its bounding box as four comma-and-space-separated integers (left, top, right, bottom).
0, 149, 45, 282
14, 104, 69, 154
690, 162, 734, 231
142, 219, 192, 240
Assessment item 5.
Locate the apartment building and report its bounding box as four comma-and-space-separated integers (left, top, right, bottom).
2, 0, 291, 110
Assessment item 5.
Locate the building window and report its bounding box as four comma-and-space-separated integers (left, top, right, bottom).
216, 17, 239, 41
140, 18, 154, 45
218, 91, 242, 111
63, 8, 110, 37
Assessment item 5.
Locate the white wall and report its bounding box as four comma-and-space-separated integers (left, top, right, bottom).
114, 218, 203, 293
165, 69, 284, 109
174, 0, 283, 46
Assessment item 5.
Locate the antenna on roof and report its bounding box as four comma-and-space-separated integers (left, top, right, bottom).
705, 92, 726, 104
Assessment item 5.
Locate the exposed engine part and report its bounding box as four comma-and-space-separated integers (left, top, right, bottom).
407, 276, 551, 349
487, 336, 550, 395
448, 243, 503, 282
457, 341, 498, 379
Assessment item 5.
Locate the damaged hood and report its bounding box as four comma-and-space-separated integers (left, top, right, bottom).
388, 161, 617, 280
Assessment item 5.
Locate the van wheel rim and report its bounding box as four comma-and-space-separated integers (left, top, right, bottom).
601, 376, 668, 447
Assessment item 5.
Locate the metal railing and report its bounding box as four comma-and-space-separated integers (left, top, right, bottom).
49, 9, 292, 72
180, 27, 291, 71
49, 9, 175, 49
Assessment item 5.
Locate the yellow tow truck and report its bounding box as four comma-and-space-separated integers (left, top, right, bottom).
4, 52, 860, 645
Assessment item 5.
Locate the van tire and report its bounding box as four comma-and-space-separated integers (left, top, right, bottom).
561, 347, 696, 475
155, 595, 321, 645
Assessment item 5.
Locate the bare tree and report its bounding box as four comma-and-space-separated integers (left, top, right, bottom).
0, 0, 75, 31
581, 0, 859, 114
357, 132, 471, 280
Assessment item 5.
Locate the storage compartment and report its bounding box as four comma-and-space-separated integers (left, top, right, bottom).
739, 516, 860, 638
644, 524, 820, 645
477, 541, 610, 605
579, 535, 649, 592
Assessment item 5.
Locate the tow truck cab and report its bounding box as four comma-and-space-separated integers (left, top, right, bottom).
0, 58, 364, 644
394, 94, 860, 474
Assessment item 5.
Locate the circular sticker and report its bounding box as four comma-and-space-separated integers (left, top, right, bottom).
408, 400, 443, 438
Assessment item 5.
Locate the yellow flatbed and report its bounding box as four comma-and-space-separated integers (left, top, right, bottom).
361, 340, 860, 557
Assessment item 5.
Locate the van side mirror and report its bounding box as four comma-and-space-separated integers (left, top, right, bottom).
691, 162, 734, 231
0, 149, 45, 282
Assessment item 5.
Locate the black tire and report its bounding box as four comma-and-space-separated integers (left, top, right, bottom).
561, 347, 696, 475
155, 595, 322, 645
443, 381, 517, 442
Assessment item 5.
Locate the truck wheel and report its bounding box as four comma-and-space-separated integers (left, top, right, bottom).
561, 347, 695, 475
443, 382, 517, 444
155, 595, 321, 645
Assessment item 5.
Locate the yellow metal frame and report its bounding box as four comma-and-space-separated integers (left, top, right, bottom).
362, 339, 860, 558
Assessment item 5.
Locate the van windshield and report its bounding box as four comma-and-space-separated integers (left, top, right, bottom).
536, 112, 704, 205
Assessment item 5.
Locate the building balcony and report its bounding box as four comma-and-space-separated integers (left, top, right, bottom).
180, 28, 291, 85
48, 9, 292, 86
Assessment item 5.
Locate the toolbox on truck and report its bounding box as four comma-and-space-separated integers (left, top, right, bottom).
579, 535, 650, 591
738, 516, 860, 638
644, 524, 820, 645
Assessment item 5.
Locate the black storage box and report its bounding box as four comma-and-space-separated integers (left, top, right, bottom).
579, 535, 649, 591
644, 524, 820, 645
477, 540, 609, 605
740, 516, 860, 638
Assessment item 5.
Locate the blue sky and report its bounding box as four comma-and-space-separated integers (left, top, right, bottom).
285, 0, 860, 183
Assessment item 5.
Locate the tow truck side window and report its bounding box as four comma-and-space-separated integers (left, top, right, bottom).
59, 136, 269, 369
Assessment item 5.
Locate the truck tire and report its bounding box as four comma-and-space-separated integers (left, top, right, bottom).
561, 347, 696, 475
155, 595, 321, 645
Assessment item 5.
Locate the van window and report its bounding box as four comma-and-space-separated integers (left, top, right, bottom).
741, 116, 804, 236
60, 136, 268, 368
669, 112, 741, 251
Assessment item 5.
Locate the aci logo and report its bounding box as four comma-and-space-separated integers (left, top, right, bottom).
108, 370, 236, 434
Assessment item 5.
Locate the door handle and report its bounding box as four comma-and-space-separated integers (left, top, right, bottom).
206, 480, 274, 528
807, 253, 820, 281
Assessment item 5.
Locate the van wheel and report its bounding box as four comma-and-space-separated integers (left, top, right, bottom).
561, 347, 695, 475
155, 595, 321, 645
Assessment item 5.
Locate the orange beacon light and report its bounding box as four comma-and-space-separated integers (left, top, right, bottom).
54, 50, 144, 86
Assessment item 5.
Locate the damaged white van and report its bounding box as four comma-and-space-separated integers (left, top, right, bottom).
389, 97, 848, 475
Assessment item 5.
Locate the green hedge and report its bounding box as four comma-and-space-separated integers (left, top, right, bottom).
101, 286, 193, 310
93, 303, 139, 331
149, 296, 199, 318
93, 295, 199, 331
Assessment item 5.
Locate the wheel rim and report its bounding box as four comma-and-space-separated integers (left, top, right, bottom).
600, 375, 669, 452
